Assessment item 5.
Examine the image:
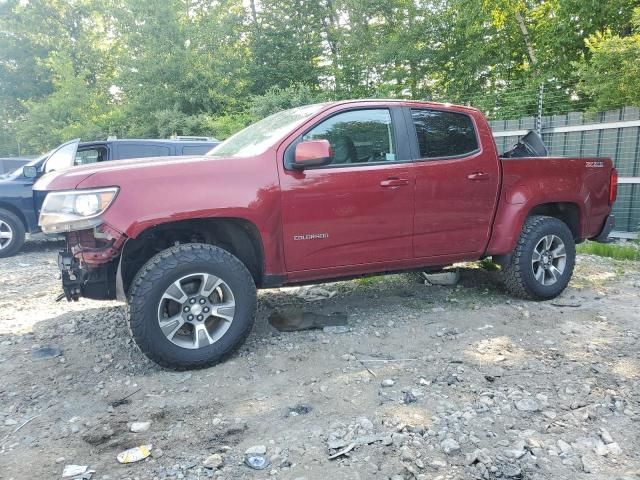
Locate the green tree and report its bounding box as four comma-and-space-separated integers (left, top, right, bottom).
576, 8, 640, 110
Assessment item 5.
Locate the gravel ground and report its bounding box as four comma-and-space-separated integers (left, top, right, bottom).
0, 239, 639, 480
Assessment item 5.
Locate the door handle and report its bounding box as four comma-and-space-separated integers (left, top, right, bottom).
380, 178, 409, 187
467, 172, 490, 181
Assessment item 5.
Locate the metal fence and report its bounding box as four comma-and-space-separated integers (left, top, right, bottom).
489, 107, 640, 237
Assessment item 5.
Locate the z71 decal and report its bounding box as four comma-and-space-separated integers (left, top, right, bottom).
586, 161, 604, 168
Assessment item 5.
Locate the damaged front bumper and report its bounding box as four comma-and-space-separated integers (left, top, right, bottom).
58, 228, 125, 301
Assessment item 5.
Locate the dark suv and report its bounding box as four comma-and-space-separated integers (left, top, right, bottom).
0, 138, 218, 257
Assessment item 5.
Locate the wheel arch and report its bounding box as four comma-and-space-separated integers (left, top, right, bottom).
120, 217, 265, 296
526, 202, 582, 240
488, 200, 584, 258
0, 202, 29, 230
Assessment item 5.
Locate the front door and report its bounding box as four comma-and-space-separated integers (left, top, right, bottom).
279, 107, 415, 272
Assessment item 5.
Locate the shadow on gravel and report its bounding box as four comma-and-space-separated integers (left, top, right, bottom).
20, 238, 65, 253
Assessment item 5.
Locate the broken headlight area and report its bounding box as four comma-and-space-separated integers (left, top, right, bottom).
58, 227, 125, 301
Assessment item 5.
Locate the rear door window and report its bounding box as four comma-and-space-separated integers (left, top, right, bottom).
411, 109, 479, 159
117, 144, 171, 159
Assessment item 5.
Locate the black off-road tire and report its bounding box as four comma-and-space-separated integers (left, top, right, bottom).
128, 243, 257, 370
503, 215, 576, 300
0, 209, 26, 259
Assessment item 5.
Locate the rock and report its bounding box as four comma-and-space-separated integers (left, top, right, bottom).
515, 398, 540, 412
151, 448, 164, 458
430, 459, 447, 469
504, 449, 526, 459
381, 379, 395, 387
594, 440, 608, 456
441, 438, 461, 455
466, 449, 492, 466
203, 453, 224, 469
130, 421, 151, 433
581, 454, 599, 473
606, 442, 622, 456
245, 445, 267, 456
502, 464, 522, 478
403, 391, 417, 404
599, 429, 614, 444
400, 446, 416, 461
557, 439, 572, 455
4, 418, 17, 426
357, 417, 374, 431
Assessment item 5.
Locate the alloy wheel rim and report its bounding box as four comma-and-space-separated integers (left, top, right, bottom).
0, 220, 13, 250
157, 273, 236, 350
531, 234, 567, 286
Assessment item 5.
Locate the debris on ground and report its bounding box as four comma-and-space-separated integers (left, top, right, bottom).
421, 269, 460, 286
282, 285, 337, 301
287, 404, 313, 416
62, 465, 88, 478
116, 445, 152, 464
268, 308, 347, 332
244, 454, 269, 469
31, 345, 62, 360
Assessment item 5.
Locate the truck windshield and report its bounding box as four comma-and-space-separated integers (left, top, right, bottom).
207, 103, 327, 158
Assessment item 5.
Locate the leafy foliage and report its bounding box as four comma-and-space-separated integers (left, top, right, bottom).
1, 0, 639, 156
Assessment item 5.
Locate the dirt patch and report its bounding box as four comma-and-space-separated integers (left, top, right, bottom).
1, 241, 639, 479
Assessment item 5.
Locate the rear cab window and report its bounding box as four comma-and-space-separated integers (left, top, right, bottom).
410, 109, 479, 159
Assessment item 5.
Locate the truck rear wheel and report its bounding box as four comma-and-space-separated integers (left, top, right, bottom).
502, 215, 575, 300
0, 209, 25, 259
128, 243, 257, 370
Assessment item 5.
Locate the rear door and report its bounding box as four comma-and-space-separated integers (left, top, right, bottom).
279, 107, 415, 272
408, 107, 500, 258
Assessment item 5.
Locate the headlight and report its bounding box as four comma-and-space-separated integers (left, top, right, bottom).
39, 187, 119, 233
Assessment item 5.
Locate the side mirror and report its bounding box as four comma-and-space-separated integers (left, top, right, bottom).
23, 165, 39, 179
292, 140, 332, 169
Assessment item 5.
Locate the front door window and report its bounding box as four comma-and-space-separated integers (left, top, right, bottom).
302, 109, 397, 165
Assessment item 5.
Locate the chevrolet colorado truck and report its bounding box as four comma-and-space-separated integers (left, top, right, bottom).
33, 100, 618, 370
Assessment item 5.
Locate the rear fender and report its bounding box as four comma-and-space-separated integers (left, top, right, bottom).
486, 194, 585, 256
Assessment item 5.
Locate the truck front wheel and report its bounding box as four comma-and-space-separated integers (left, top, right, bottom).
128, 243, 257, 370
0, 209, 25, 259
502, 215, 576, 300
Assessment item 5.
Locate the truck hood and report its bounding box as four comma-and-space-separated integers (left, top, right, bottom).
33, 155, 223, 191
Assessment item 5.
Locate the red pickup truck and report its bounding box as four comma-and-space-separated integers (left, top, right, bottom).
34, 100, 617, 369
